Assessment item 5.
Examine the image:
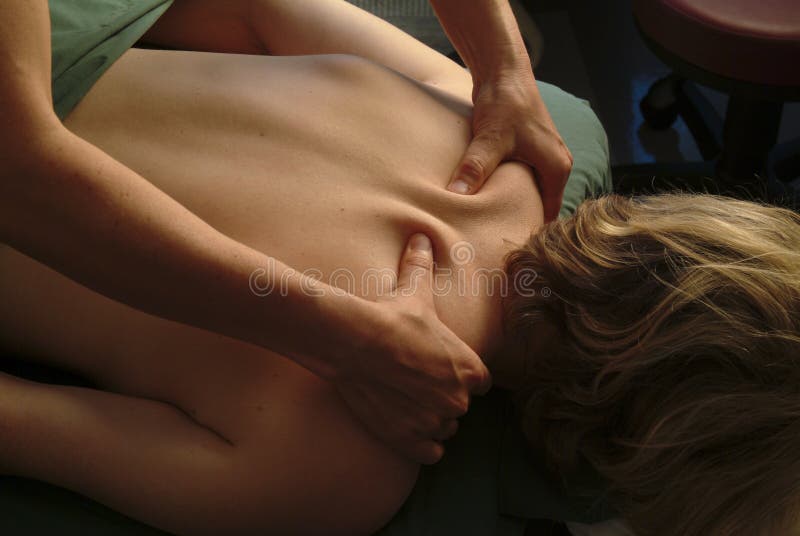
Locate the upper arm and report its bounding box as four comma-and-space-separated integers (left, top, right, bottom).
0, 0, 62, 152
250, 0, 469, 89
140, 0, 264, 54
144, 0, 469, 91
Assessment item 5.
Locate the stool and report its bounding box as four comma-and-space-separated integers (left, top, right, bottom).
614, 0, 800, 207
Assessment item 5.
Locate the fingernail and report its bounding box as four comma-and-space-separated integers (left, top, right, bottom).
409, 233, 432, 251
447, 179, 471, 194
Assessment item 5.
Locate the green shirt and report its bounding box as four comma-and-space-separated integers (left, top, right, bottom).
49, 0, 174, 119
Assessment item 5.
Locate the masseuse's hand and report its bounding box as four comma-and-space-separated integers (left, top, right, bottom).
447, 67, 573, 222
335, 233, 492, 465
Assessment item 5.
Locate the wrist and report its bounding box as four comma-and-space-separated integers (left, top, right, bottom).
432, 0, 532, 86
302, 286, 388, 381
486, 38, 530, 73
472, 64, 540, 111
476, 45, 534, 84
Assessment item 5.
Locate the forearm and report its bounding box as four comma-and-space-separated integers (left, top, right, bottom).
429, 0, 531, 85
1, 124, 367, 376
0, 0, 372, 375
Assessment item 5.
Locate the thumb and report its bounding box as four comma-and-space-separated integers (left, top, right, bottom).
516, 133, 572, 222
541, 188, 566, 223
395, 233, 435, 305
447, 134, 506, 195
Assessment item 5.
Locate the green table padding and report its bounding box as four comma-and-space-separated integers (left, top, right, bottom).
541, 83, 612, 218
2, 2, 613, 534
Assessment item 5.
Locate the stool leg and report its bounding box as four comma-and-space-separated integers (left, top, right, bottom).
640, 74, 684, 129
640, 75, 723, 160
716, 98, 783, 192
677, 82, 723, 161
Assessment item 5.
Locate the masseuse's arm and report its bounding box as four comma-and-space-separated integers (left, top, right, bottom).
0, 2, 294, 357
429, 0, 572, 221
1, 0, 488, 465
142, 0, 470, 94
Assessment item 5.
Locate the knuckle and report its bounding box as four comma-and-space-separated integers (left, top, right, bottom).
464, 370, 482, 392
398, 312, 429, 339
427, 415, 443, 435
459, 159, 485, 182
403, 251, 432, 270
450, 394, 470, 416
441, 419, 459, 438
471, 366, 491, 389
426, 443, 445, 464
559, 151, 573, 177
564, 145, 574, 165
475, 124, 506, 143
411, 306, 430, 322
412, 440, 443, 465
413, 412, 437, 434
401, 418, 421, 439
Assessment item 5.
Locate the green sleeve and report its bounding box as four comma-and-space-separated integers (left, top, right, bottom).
50, 0, 174, 120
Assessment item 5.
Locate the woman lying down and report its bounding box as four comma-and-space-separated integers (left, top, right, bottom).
2, 1, 800, 535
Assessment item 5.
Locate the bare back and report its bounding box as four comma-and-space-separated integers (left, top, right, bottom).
0, 49, 542, 532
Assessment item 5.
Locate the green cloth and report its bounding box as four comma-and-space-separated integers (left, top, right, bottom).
49, 0, 174, 119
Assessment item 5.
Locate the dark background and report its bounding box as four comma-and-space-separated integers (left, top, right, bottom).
350, 0, 800, 172
520, 0, 799, 168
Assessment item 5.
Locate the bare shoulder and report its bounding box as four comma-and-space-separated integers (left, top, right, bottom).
474, 160, 544, 237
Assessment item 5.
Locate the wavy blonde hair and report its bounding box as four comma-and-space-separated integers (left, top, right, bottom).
504, 193, 800, 535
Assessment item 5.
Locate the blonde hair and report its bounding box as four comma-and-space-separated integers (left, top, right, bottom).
504, 193, 800, 535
